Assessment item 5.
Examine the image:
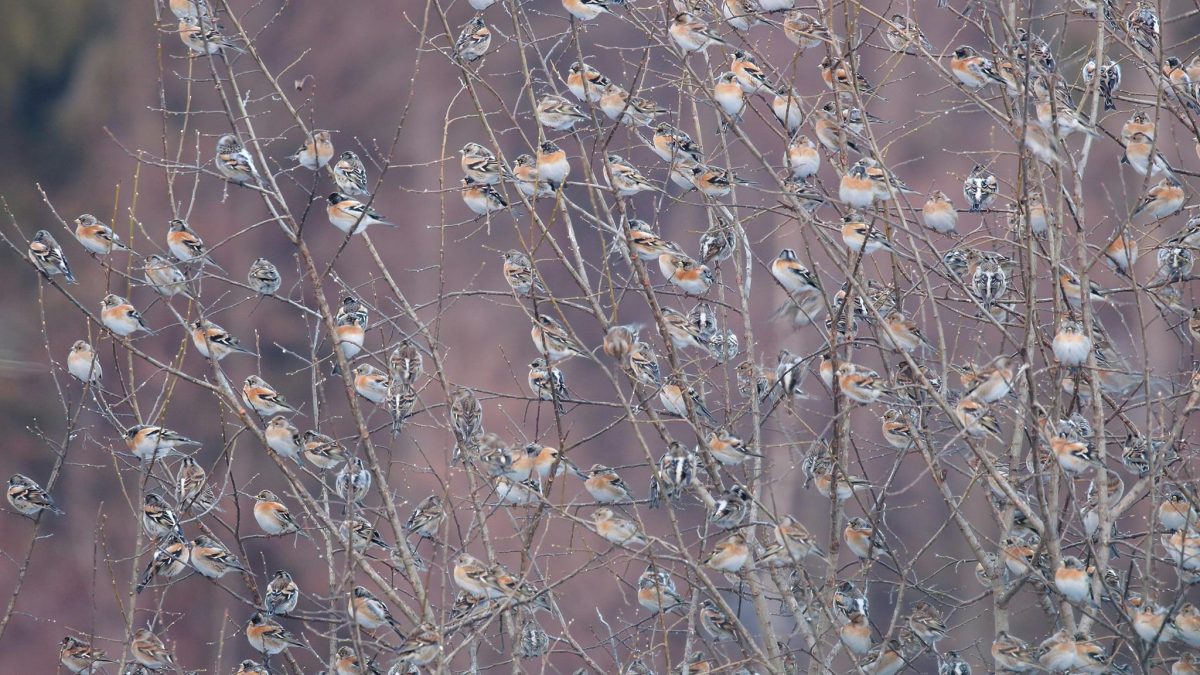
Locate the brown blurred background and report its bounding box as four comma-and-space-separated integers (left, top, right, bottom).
2, 0, 1199, 672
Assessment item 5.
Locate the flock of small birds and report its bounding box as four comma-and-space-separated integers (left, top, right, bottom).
10, 0, 1200, 673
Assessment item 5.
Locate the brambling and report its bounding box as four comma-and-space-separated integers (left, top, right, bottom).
564, 61, 610, 104
461, 176, 508, 215
263, 416, 303, 463
350, 363, 388, 404
659, 378, 719, 426
843, 516, 883, 560
214, 134, 258, 184
698, 218, 735, 264
625, 219, 683, 261
768, 515, 823, 562
535, 140, 570, 190
955, 397, 999, 437
864, 636, 914, 675
835, 362, 886, 404
950, 45, 1003, 88
510, 154, 554, 199
387, 340, 423, 389
333, 297, 367, 361
705, 427, 759, 466
1127, 1, 1159, 52
327, 192, 393, 235
179, 15, 242, 54
494, 475, 542, 505
528, 358, 569, 412
536, 93, 587, 131
840, 611, 872, 655
176, 456, 217, 514
1035, 96, 1099, 140
246, 613, 303, 655
699, 599, 738, 642
627, 340, 661, 386
168, 0, 214, 22
1059, 268, 1107, 305
708, 484, 751, 529
190, 319, 254, 361
1048, 429, 1101, 475
1155, 245, 1195, 283
907, 601, 946, 645
712, 71, 746, 124
1052, 318, 1091, 366
1053, 555, 1094, 605
659, 252, 714, 295
651, 122, 703, 164
130, 627, 175, 670
1174, 653, 1200, 675
1102, 229, 1138, 278
1124, 131, 1175, 178
143, 254, 189, 297
637, 567, 686, 613
1160, 490, 1198, 531
67, 339, 102, 384
861, 157, 915, 202
819, 55, 876, 96
243, 374, 297, 416
460, 142, 503, 184
880, 409, 913, 450
1020, 122, 1062, 165
448, 385, 484, 458
333, 150, 369, 196
1176, 603, 1200, 646
839, 161, 877, 208
582, 465, 635, 505
1132, 176, 1185, 220
884, 14, 933, 55
649, 442, 697, 508
335, 456, 372, 503
523, 443, 578, 480
1122, 111, 1156, 146
1082, 57, 1120, 111
333, 646, 379, 675
841, 214, 893, 255
253, 489, 303, 536
669, 12, 726, 53
290, 129, 333, 170
125, 424, 197, 462
393, 623, 442, 668
530, 314, 586, 361
60, 636, 116, 674
771, 86, 803, 133
810, 460, 871, 502
166, 218, 220, 268
452, 553, 492, 597
726, 50, 772, 95
592, 506, 648, 547
340, 516, 390, 551
303, 430, 347, 469
781, 136, 821, 182
403, 494, 446, 538
454, 17, 491, 62
246, 257, 281, 295
721, 0, 761, 30
28, 230, 75, 284
1037, 629, 1078, 671
605, 154, 658, 197
603, 84, 669, 127
562, 0, 610, 21
962, 355, 1014, 403
191, 534, 244, 578
73, 213, 128, 255
263, 569, 299, 616
992, 631, 1040, 672
780, 177, 826, 218
142, 492, 184, 542
135, 536, 188, 593
349, 585, 399, 632
920, 190, 958, 234
783, 12, 830, 50
7, 473, 61, 518
938, 651, 971, 675
961, 165, 998, 212
880, 311, 930, 353
1126, 596, 1175, 644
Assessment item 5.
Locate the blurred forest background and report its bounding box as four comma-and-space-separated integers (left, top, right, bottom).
1, 0, 1199, 672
